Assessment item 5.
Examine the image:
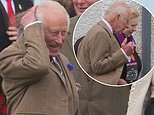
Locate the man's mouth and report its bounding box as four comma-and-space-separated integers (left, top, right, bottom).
79, 7, 88, 12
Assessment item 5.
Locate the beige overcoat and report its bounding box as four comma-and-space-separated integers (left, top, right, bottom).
77, 21, 127, 85
0, 22, 80, 115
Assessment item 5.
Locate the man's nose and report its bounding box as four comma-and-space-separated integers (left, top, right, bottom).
55, 33, 64, 44
132, 27, 137, 32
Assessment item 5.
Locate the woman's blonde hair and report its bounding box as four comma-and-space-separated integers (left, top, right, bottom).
130, 8, 140, 19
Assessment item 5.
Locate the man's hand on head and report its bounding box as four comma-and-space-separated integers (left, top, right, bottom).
20, 6, 37, 27
6, 26, 18, 41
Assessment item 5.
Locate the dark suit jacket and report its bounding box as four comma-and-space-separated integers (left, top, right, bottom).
0, 22, 80, 115
77, 21, 127, 85
0, 0, 33, 52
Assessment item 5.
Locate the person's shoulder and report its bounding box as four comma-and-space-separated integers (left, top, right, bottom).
71, 15, 79, 23
69, 15, 79, 31
88, 22, 110, 36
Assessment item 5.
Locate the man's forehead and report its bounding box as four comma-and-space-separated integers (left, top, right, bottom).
46, 25, 68, 31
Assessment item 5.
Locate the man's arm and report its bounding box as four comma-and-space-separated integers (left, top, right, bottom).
0, 7, 50, 81
89, 30, 127, 75
0, 22, 49, 80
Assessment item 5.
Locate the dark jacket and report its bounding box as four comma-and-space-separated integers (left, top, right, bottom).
0, 0, 33, 52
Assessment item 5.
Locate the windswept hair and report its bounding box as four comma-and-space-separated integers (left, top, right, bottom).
35, 1, 70, 31
104, 1, 131, 20
130, 8, 139, 19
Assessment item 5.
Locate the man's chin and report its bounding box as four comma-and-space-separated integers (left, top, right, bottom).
50, 51, 59, 57
50, 53, 58, 57
48, 47, 61, 56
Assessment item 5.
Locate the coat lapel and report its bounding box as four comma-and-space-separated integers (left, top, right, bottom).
49, 55, 69, 91
56, 55, 70, 91
97, 21, 113, 38
57, 54, 77, 95
49, 61, 66, 84
58, 54, 77, 97
58, 54, 78, 112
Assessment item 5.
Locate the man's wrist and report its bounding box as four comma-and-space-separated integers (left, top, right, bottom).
121, 48, 131, 62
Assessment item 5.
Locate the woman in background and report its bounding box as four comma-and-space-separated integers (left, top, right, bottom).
118, 8, 142, 85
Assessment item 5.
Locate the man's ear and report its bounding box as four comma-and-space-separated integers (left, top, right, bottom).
113, 13, 120, 23
116, 13, 120, 21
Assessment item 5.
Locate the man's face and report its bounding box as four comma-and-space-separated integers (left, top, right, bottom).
73, 0, 98, 16
44, 14, 68, 56
114, 13, 130, 35
123, 17, 138, 37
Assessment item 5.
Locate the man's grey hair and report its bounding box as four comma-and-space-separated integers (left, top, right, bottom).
34, 0, 53, 6
104, 1, 130, 20
35, 1, 70, 31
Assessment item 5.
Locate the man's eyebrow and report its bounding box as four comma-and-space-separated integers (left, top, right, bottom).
48, 29, 59, 32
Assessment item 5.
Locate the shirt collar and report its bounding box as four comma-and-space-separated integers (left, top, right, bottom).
102, 18, 113, 34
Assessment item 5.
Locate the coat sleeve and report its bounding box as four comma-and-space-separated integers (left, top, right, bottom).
89, 29, 127, 75
0, 22, 50, 81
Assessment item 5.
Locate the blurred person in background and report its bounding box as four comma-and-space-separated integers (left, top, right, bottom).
117, 8, 142, 85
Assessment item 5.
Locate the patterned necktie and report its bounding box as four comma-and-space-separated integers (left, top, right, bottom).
50, 57, 62, 74
50, 56, 68, 86
6, 0, 16, 26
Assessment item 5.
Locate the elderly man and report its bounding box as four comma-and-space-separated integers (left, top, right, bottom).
77, 1, 134, 85
0, 1, 80, 115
